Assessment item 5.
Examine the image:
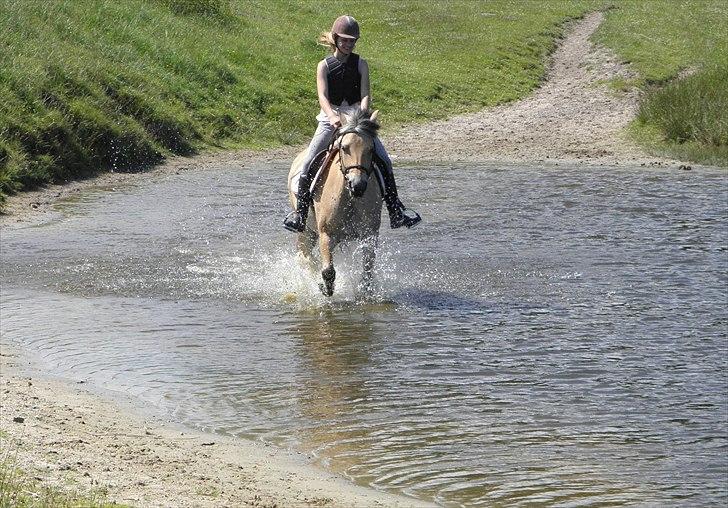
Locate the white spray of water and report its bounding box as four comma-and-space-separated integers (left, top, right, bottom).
185, 238, 406, 309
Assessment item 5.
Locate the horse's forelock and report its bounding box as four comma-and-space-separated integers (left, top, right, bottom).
341, 109, 380, 138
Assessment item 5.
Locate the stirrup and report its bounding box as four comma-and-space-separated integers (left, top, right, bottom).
283, 211, 306, 232
390, 208, 421, 229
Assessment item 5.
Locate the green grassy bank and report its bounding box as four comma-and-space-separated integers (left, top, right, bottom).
1, 1, 726, 207
595, 0, 728, 165
0, 0, 601, 204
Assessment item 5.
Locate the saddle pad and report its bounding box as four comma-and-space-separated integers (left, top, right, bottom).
290, 172, 302, 197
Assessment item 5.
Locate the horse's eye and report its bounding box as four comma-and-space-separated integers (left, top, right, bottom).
342, 145, 350, 154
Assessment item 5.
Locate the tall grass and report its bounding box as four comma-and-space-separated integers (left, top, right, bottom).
0, 0, 601, 204
595, 1, 728, 165
633, 71, 728, 165
638, 64, 727, 144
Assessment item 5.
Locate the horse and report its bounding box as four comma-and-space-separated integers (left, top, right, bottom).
287, 109, 384, 296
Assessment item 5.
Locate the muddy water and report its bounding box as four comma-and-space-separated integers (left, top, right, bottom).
1, 162, 726, 506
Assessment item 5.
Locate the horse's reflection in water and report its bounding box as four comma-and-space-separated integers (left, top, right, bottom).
287, 309, 377, 466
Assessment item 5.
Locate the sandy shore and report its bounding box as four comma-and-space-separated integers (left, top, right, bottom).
0, 348, 434, 507
0, 11, 689, 508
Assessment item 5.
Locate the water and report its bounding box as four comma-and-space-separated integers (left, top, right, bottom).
1, 162, 726, 506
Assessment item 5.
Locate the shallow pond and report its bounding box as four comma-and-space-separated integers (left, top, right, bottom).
1, 161, 726, 506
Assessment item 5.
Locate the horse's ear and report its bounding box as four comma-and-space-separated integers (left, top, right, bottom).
370, 109, 379, 123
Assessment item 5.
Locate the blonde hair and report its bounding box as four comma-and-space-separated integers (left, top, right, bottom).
318, 31, 337, 52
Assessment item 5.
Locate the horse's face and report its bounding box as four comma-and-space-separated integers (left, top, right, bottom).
339, 131, 375, 198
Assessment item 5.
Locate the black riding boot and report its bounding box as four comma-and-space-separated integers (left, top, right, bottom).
375, 155, 421, 229
284, 149, 331, 232
283, 174, 313, 232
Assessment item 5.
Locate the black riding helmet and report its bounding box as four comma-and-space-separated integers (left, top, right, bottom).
331, 15, 360, 41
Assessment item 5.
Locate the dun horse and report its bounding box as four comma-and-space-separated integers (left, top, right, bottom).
287, 109, 383, 296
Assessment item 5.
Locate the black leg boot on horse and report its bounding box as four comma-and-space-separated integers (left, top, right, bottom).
374, 155, 421, 229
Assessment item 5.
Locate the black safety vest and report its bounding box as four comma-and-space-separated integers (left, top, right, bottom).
325, 54, 361, 106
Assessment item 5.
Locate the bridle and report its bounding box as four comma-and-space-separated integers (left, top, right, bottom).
332, 127, 375, 178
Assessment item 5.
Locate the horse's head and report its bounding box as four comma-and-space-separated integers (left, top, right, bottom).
337, 109, 380, 198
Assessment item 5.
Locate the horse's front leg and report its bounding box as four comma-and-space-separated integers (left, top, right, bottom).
318, 232, 336, 296
360, 236, 377, 294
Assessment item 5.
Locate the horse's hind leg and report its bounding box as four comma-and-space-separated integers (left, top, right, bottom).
296, 231, 317, 273
318, 232, 335, 296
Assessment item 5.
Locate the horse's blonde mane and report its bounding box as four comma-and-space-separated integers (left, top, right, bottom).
341, 109, 380, 139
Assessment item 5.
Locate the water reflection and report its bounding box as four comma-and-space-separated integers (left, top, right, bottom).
290, 309, 377, 469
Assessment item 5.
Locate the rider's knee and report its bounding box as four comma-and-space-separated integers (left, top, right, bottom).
373, 139, 392, 168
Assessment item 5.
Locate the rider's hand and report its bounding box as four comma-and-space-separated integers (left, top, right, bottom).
328, 114, 342, 128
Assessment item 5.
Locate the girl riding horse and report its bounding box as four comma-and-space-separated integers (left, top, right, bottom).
283, 15, 421, 233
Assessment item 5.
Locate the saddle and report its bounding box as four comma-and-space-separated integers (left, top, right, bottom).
290, 148, 335, 198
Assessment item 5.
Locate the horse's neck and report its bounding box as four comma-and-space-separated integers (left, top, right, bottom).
327, 154, 346, 193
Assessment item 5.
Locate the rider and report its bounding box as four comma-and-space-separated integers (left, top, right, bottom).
283, 15, 421, 233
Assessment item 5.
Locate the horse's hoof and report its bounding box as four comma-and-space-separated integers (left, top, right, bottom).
320, 266, 336, 297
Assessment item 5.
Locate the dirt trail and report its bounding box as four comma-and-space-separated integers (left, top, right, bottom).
385, 11, 668, 166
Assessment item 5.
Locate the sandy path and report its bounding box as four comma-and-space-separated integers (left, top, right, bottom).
0, 11, 683, 508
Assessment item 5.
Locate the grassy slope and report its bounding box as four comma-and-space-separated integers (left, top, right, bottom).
595, 0, 728, 165
0, 0, 599, 203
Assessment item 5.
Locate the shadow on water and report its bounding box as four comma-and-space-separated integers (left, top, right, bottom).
394, 289, 489, 312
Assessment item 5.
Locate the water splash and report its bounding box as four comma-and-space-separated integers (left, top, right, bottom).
184, 240, 405, 309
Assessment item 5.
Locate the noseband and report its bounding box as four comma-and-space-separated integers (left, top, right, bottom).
334, 127, 374, 178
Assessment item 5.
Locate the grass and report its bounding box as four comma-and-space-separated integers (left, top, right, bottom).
1, 426, 123, 507
0, 460, 124, 507
632, 64, 728, 165
595, 1, 728, 165
0, 0, 601, 204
